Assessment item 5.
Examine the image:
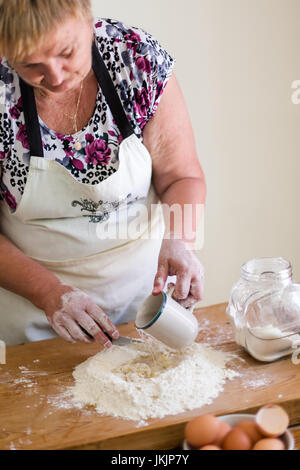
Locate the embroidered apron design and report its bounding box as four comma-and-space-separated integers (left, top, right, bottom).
0, 42, 165, 345
71, 193, 140, 223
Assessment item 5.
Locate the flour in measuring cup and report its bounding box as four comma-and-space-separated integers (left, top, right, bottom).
72, 340, 239, 421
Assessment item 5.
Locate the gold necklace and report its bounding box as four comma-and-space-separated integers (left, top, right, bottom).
38, 81, 84, 151
62, 80, 84, 150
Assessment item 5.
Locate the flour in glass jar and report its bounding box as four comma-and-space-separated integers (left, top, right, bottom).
72, 335, 240, 422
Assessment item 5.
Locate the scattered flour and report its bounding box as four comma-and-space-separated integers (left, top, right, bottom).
72, 340, 240, 421
46, 388, 80, 410
197, 317, 235, 345
244, 377, 272, 389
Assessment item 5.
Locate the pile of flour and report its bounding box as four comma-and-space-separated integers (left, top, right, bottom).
72, 339, 239, 421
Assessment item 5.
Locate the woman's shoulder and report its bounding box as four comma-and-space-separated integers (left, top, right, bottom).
0, 57, 15, 78
94, 17, 149, 42
93, 18, 175, 136
93, 17, 171, 56
0, 57, 21, 118
0, 57, 18, 92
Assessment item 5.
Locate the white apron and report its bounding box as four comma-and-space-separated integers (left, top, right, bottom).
0, 42, 165, 345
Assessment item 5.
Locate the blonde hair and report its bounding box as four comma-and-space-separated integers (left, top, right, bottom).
0, 0, 93, 63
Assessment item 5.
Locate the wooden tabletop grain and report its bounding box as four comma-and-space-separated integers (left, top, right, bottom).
0, 302, 300, 450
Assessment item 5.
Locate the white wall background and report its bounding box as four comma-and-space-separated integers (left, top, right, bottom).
91, 0, 300, 307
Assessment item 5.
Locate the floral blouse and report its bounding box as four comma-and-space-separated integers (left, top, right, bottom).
0, 18, 175, 211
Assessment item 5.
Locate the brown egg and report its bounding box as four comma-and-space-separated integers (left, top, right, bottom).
252, 438, 285, 450
235, 421, 263, 445
255, 404, 289, 438
184, 414, 221, 448
222, 428, 252, 450
199, 445, 221, 450
214, 421, 232, 446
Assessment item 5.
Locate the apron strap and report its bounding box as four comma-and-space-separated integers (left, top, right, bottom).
19, 41, 135, 159
19, 78, 44, 158
92, 41, 134, 140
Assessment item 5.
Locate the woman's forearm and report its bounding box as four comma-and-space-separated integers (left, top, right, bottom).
159, 176, 206, 244
0, 234, 62, 310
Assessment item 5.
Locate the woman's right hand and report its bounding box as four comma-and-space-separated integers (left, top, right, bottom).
41, 284, 119, 347
0, 234, 119, 346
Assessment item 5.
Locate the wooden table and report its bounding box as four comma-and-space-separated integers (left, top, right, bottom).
291, 427, 300, 449
0, 302, 300, 450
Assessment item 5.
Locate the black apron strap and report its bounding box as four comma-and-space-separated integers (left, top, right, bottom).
19, 78, 44, 158
19, 40, 135, 159
92, 41, 134, 140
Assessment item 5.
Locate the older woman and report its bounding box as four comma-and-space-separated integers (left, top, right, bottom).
0, 0, 206, 346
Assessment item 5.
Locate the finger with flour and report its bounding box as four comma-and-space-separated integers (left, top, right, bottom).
86, 301, 119, 341
167, 282, 199, 309
45, 287, 119, 346
61, 316, 93, 344
172, 272, 192, 300
49, 321, 76, 343
152, 261, 169, 295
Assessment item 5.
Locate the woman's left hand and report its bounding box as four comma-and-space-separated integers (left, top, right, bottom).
152, 237, 205, 308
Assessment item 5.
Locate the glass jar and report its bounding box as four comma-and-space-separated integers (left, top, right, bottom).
226, 257, 300, 362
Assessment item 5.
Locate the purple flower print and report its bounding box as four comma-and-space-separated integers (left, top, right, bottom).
3, 189, 17, 210
16, 123, 29, 150
134, 115, 147, 131
55, 133, 74, 145
9, 96, 23, 120
9, 104, 21, 120
126, 30, 142, 57
133, 88, 150, 118
54, 133, 76, 158
125, 30, 141, 43
108, 130, 123, 144
64, 147, 75, 158
135, 56, 151, 74
71, 158, 84, 170
85, 134, 94, 143
0, 150, 10, 162
85, 139, 111, 166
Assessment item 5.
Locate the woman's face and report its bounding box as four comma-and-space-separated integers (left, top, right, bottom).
12, 16, 94, 94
